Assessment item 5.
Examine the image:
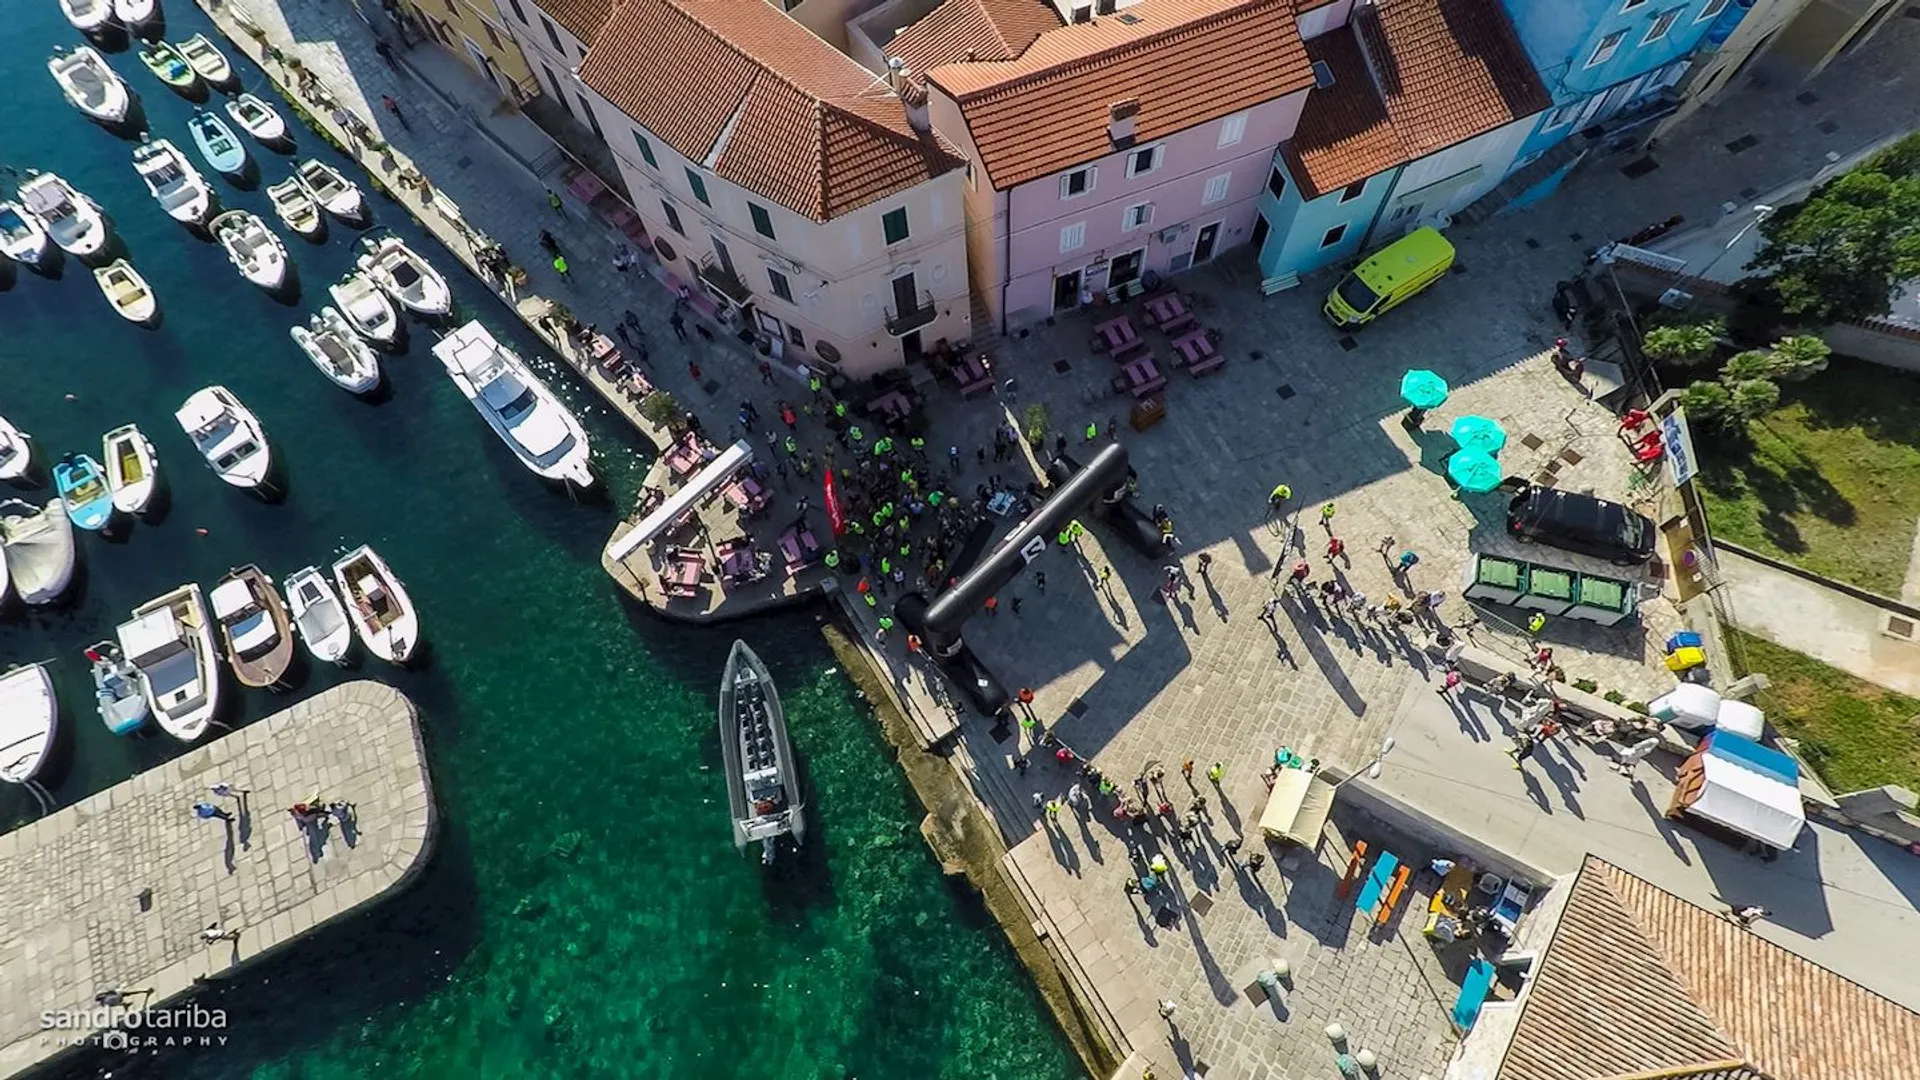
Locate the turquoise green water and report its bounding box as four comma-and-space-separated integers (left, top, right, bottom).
0, 8, 1076, 1078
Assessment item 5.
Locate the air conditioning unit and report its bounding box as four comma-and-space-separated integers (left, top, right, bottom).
1157, 228, 1181, 245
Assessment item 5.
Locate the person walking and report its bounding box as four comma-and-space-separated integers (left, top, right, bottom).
1437, 668, 1463, 698
1259, 596, 1281, 627
1612, 736, 1660, 778
1377, 534, 1396, 558
1508, 730, 1538, 770
552, 254, 570, 281
1034, 572, 1047, 594
984, 595, 999, 616
1396, 549, 1421, 576
1206, 762, 1224, 784
192, 801, 231, 822
1528, 612, 1548, 636
669, 309, 687, 341
1731, 904, 1771, 929
209, 782, 247, 799
1195, 552, 1213, 578
687, 361, 702, 382
1181, 759, 1195, 781
1268, 483, 1292, 514
1157, 999, 1179, 1024
1319, 501, 1337, 530
546, 188, 563, 213
201, 922, 241, 945
1247, 850, 1267, 873
1325, 536, 1345, 563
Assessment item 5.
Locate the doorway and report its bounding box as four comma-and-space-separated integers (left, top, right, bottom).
891, 271, 918, 317
1053, 269, 1082, 312
1250, 214, 1269, 255
1109, 248, 1145, 288
903, 330, 924, 364
1192, 221, 1221, 265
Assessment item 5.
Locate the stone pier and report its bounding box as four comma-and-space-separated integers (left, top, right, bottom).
0, 682, 433, 1078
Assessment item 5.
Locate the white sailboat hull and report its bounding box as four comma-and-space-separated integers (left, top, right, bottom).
332, 546, 419, 665
0, 499, 76, 606
49, 47, 131, 125
0, 664, 58, 785
104, 425, 159, 514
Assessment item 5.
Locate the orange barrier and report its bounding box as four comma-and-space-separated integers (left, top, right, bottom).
1335, 840, 1368, 900
1376, 865, 1412, 925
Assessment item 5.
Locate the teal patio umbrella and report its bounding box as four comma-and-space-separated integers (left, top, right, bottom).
1446, 450, 1504, 494
1399, 370, 1450, 410
1449, 415, 1508, 455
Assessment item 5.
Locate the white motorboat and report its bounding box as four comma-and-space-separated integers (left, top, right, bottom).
0, 202, 52, 266
188, 111, 248, 177
0, 518, 8, 602
0, 499, 76, 606
332, 545, 418, 665
265, 178, 322, 239
177, 34, 235, 88
60, 0, 114, 34
103, 423, 159, 514
0, 415, 31, 481
719, 640, 805, 862
133, 139, 214, 226
19, 173, 108, 258
0, 664, 58, 785
119, 582, 221, 743
292, 308, 381, 395
49, 46, 131, 125
88, 641, 150, 735
209, 210, 288, 291
432, 321, 594, 487
95, 259, 157, 324
175, 385, 271, 489
211, 565, 295, 689
328, 270, 400, 346
296, 159, 365, 223
285, 565, 352, 665
358, 235, 450, 317
226, 93, 289, 145
114, 0, 160, 29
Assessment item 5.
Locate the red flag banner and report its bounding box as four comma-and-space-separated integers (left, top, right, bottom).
823, 467, 846, 535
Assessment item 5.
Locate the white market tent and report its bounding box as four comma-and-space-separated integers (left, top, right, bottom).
1669, 731, 1806, 850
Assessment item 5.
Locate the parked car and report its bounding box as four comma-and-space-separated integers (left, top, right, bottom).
1506, 486, 1655, 566
1322, 226, 1455, 328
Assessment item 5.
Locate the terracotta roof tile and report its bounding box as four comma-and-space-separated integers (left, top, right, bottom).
579, 0, 965, 221
1498, 858, 1920, 1080
925, 0, 1312, 189
1280, 0, 1546, 200
536, 0, 617, 42
886, 0, 1062, 76
1280, 30, 1405, 200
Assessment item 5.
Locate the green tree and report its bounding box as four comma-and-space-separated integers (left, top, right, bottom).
1722, 349, 1777, 383
1678, 379, 1734, 425
639, 389, 683, 432
1021, 403, 1051, 447
1729, 378, 1782, 420
1768, 334, 1832, 381
1745, 168, 1920, 324
1641, 320, 1723, 366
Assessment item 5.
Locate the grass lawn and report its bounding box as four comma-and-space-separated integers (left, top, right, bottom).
1727, 626, 1920, 794
1695, 357, 1920, 596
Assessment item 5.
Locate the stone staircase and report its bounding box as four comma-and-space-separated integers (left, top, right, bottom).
1454, 131, 1593, 226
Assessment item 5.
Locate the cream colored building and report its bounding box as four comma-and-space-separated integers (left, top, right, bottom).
575, 0, 972, 378
399, 0, 540, 100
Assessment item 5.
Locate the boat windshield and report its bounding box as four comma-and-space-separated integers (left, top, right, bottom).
500, 387, 540, 423
215, 441, 258, 469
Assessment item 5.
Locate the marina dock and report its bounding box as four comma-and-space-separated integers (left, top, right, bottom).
0, 683, 433, 1078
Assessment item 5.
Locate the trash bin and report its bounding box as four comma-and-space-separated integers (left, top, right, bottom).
1516, 566, 1575, 614
1665, 631, 1704, 652
1462, 554, 1527, 605
1566, 573, 1636, 626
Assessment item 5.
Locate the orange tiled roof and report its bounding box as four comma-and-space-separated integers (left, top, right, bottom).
925, 0, 1312, 189
579, 0, 965, 221
535, 0, 617, 42
1280, 0, 1546, 200
1497, 858, 1920, 1080
1279, 29, 1404, 200
886, 0, 1062, 77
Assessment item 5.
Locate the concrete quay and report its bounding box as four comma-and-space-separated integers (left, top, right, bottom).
0, 683, 433, 1078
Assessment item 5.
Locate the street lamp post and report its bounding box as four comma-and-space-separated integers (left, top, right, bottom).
1694, 203, 1775, 284
1334, 737, 1396, 789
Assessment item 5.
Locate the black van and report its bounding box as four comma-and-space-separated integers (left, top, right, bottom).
1506, 486, 1656, 566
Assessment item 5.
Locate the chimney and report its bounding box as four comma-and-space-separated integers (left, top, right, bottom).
900, 80, 931, 134
885, 55, 905, 90
1108, 99, 1139, 149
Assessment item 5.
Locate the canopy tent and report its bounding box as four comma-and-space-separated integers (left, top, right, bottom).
1668, 731, 1805, 850
1258, 768, 1334, 849
604, 439, 753, 564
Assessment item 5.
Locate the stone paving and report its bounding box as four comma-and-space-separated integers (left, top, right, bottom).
0, 683, 431, 1078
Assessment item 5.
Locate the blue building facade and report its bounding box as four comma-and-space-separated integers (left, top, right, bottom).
1256, 159, 1398, 283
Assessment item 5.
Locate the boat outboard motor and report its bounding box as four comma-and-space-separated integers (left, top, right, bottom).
895, 442, 1134, 715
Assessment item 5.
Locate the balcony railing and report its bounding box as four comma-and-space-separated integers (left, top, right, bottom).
697, 253, 754, 307
884, 289, 938, 336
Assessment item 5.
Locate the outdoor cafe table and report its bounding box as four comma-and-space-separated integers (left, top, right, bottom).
716, 542, 757, 583
1119, 356, 1167, 398
662, 554, 704, 597
869, 390, 913, 422
664, 432, 712, 478
721, 475, 769, 513
1093, 315, 1140, 352
1146, 293, 1195, 332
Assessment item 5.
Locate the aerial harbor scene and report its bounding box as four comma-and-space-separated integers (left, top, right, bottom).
5, 0, 1920, 1077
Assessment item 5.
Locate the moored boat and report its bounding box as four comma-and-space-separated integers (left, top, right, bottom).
114, 0, 159, 30
103, 423, 159, 514
0, 664, 58, 785
20, 173, 109, 258
60, 0, 114, 34
328, 270, 400, 346
55, 452, 116, 532
175, 385, 271, 489
177, 34, 234, 89
141, 42, 198, 93
49, 46, 131, 125
357, 235, 450, 317
210, 565, 295, 689
226, 93, 289, 145
210, 209, 287, 291
265, 177, 322, 238
0, 415, 31, 481
189, 111, 248, 177
119, 582, 221, 743
0, 202, 52, 266
332, 545, 417, 665
292, 308, 381, 395
0, 499, 76, 606
433, 321, 593, 487
719, 640, 805, 863
133, 138, 213, 225
285, 566, 352, 665
88, 641, 151, 736
296, 159, 365, 223
95, 258, 157, 324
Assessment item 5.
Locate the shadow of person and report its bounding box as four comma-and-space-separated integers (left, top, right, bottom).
222, 819, 237, 874
1631, 780, 1691, 863
332, 802, 360, 848
1519, 765, 1551, 811
1450, 696, 1489, 741
1128, 890, 1159, 946
1074, 811, 1105, 864
235, 793, 252, 851
304, 817, 332, 863
1202, 574, 1230, 622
